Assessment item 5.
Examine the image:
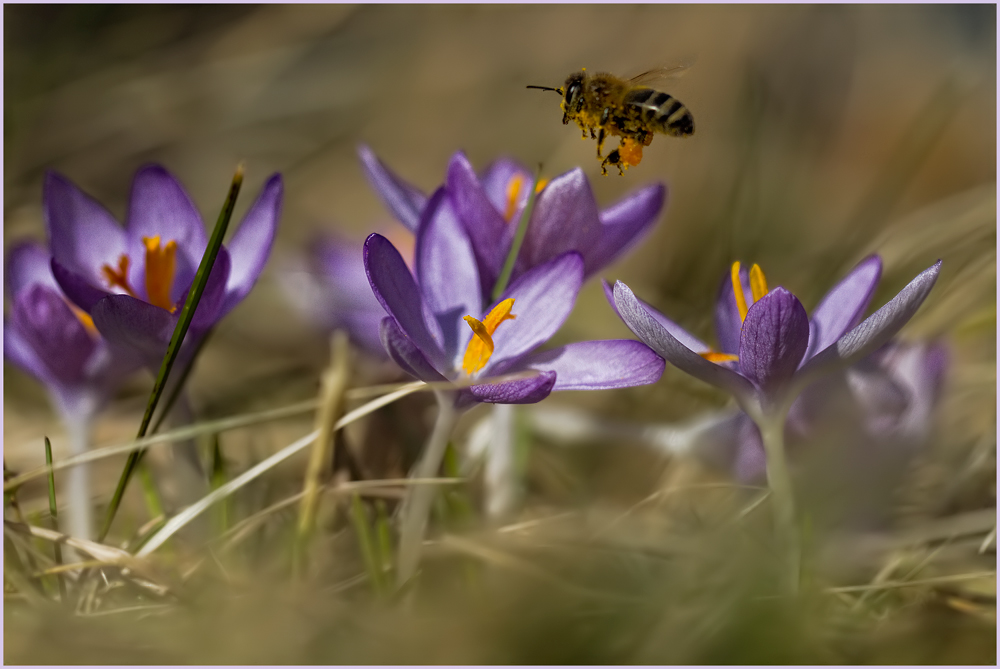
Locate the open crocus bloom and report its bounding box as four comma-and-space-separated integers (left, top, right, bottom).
610, 255, 942, 419
47, 165, 282, 366
4, 241, 140, 420
360, 146, 665, 302
364, 188, 664, 407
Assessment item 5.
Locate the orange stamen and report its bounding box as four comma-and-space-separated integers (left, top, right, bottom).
503, 175, 548, 223
461, 298, 517, 374
66, 301, 99, 338
700, 351, 739, 363
749, 264, 768, 302
143, 236, 178, 312
101, 254, 138, 298
731, 261, 749, 323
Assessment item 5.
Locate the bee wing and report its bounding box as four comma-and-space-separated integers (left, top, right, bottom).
627, 58, 697, 86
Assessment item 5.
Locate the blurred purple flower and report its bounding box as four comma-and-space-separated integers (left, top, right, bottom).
47, 165, 282, 367
610, 256, 942, 417
280, 232, 409, 356
364, 188, 664, 407
691, 340, 948, 484
4, 242, 140, 422
359, 145, 666, 301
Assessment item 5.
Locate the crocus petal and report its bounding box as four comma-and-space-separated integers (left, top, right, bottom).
220, 173, 282, 317
732, 414, 768, 483
516, 168, 602, 277
738, 288, 810, 396
91, 294, 176, 360
358, 144, 427, 232
11, 285, 97, 385
486, 252, 584, 372
6, 242, 59, 296
469, 370, 557, 404
479, 157, 532, 214
602, 279, 709, 353
44, 171, 128, 285
51, 258, 114, 312
519, 339, 665, 390
182, 247, 232, 329
799, 261, 942, 382
379, 317, 448, 383
415, 188, 483, 363
363, 233, 445, 367
125, 165, 208, 294
714, 265, 751, 355
804, 255, 882, 362
4, 318, 53, 385
586, 183, 665, 276
613, 281, 756, 401
447, 152, 509, 294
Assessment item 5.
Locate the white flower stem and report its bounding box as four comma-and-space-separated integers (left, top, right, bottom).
757, 412, 800, 594
485, 403, 518, 520
396, 391, 458, 588
63, 415, 94, 555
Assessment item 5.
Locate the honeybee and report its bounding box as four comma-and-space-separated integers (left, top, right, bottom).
528, 66, 695, 176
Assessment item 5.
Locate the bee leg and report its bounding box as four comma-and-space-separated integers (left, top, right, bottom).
601, 148, 620, 177
589, 127, 596, 140
596, 127, 605, 158
562, 113, 570, 125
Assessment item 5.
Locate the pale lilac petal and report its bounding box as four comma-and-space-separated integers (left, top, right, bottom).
586, 183, 665, 275
602, 279, 709, 353
732, 415, 767, 483
804, 255, 882, 362
379, 317, 448, 383
6, 242, 59, 296
799, 261, 942, 381
44, 171, 128, 285
415, 188, 483, 363
738, 288, 810, 396
220, 173, 282, 317
4, 318, 53, 384
486, 252, 583, 372
469, 370, 556, 404
480, 157, 532, 214
613, 281, 756, 401
519, 339, 664, 390
51, 258, 113, 312
183, 247, 232, 329
11, 285, 97, 385
358, 145, 427, 232
363, 233, 445, 367
516, 168, 602, 277
714, 265, 751, 355
125, 165, 208, 295
91, 294, 176, 360
447, 152, 510, 294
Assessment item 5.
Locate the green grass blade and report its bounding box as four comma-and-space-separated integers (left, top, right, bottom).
492, 165, 542, 302
43, 437, 67, 601
99, 165, 245, 542
349, 493, 385, 594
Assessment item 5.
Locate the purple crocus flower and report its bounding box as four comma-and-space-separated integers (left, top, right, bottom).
4, 241, 142, 541
360, 146, 666, 302
364, 188, 665, 407
46, 165, 282, 367
610, 255, 942, 420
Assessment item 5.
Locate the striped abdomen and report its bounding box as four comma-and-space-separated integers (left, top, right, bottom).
623, 87, 694, 137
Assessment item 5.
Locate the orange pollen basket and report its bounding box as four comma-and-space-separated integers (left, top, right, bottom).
143, 236, 178, 312
619, 138, 644, 168
503, 175, 548, 223
461, 298, 517, 375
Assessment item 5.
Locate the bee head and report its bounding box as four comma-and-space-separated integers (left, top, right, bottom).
563, 71, 586, 112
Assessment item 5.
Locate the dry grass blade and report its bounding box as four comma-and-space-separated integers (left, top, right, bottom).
136, 382, 425, 557
827, 571, 997, 594
5, 521, 132, 565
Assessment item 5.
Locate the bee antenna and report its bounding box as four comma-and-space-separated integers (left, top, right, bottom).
526, 85, 562, 94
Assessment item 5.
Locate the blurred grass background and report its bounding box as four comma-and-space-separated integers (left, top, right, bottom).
4, 4, 996, 664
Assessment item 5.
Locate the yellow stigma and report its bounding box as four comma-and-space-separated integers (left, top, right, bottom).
101, 254, 138, 298
749, 263, 768, 302
700, 351, 739, 363
503, 175, 548, 223
461, 298, 517, 374
731, 261, 749, 323
143, 236, 178, 312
